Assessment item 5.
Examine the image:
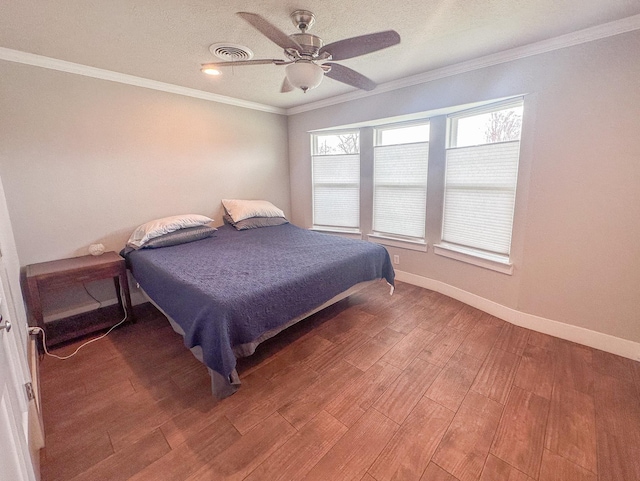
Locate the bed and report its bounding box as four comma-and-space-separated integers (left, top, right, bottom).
123, 222, 395, 398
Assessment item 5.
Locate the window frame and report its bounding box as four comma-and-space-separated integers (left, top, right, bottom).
311, 129, 361, 232
370, 120, 431, 244
436, 98, 524, 272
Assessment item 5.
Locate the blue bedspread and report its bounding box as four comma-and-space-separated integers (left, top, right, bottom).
125, 223, 394, 381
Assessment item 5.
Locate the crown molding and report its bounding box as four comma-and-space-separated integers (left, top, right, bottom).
2, 13, 639, 117
0, 47, 286, 115
286, 13, 640, 116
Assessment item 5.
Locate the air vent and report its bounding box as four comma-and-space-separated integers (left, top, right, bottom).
209, 43, 254, 61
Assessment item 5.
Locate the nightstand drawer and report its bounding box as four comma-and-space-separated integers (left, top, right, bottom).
37, 263, 122, 291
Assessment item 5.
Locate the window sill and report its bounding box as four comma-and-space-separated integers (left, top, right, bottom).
310, 226, 363, 240
434, 243, 513, 275
368, 234, 428, 252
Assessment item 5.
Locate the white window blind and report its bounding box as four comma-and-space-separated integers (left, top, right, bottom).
442, 141, 520, 255
312, 132, 360, 229
373, 142, 429, 239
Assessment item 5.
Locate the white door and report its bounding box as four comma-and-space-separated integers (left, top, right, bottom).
0, 255, 36, 481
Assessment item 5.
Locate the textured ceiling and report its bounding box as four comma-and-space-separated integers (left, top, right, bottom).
1, 1, 639, 110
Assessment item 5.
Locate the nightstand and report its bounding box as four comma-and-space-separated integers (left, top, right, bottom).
24, 252, 133, 346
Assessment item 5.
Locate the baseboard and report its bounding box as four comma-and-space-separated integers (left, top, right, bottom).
395, 270, 640, 362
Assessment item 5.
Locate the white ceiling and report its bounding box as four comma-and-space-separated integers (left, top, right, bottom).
2, 1, 639, 110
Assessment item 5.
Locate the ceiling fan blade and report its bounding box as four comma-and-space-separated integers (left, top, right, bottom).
320, 30, 400, 61
236, 12, 301, 51
281, 77, 295, 93
324, 63, 377, 91
201, 59, 287, 69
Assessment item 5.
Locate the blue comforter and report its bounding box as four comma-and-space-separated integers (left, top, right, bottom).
125, 223, 394, 381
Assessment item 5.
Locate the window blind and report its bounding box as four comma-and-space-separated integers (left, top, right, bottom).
373, 142, 429, 239
312, 153, 360, 228
442, 141, 520, 255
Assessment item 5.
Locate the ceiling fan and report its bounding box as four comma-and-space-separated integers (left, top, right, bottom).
201, 10, 400, 93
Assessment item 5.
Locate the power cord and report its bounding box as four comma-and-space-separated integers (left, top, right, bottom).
28, 287, 129, 360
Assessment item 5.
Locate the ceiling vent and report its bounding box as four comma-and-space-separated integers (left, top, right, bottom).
209, 43, 254, 61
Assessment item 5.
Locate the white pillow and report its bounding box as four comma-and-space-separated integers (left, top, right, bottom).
127, 214, 213, 248
221, 199, 285, 223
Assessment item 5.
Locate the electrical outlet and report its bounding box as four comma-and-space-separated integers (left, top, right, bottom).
393, 255, 400, 265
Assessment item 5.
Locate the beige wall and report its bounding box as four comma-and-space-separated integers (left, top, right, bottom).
288, 31, 640, 344
0, 61, 289, 265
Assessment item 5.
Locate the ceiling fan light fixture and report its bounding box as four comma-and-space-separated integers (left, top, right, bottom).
285, 60, 323, 93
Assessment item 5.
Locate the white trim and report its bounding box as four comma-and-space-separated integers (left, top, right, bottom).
368, 234, 428, 252
2, 14, 639, 117
434, 244, 513, 275
286, 14, 640, 115
0, 47, 286, 115
309, 227, 363, 240
395, 270, 640, 362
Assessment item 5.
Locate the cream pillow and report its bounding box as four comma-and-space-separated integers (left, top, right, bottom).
127, 214, 213, 248
221, 199, 285, 223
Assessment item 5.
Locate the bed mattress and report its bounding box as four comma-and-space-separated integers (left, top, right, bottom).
124, 223, 394, 387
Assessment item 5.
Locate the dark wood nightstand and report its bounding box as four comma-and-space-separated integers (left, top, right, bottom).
23, 251, 134, 346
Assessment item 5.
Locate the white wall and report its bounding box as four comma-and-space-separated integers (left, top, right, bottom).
0, 61, 290, 265
288, 31, 640, 347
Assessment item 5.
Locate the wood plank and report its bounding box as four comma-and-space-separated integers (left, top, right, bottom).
368, 396, 455, 481
388, 305, 430, 335
480, 454, 534, 481
325, 361, 402, 427
425, 350, 484, 412
250, 334, 335, 380
471, 347, 520, 404
278, 360, 363, 430
304, 330, 370, 373
491, 386, 550, 478
244, 411, 348, 481
593, 371, 640, 439
596, 429, 640, 481
432, 390, 503, 481
591, 348, 637, 382
224, 365, 319, 434
418, 326, 469, 367
456, 318, 503, 361
315, 309, 378, 344
373, 358, 442, 424
420, 297, 465, 334
526, 330, 559, 351
68, 430, 170, 481
185, 412, 296, 481
592, 369, 640, 481
494, 323, 529, 356
301, 408, 398, 481
545, 385, 597, 473
514, 343, 555, 399
539, 450, 597, 481
128, 416, 241, 481
380, 326, 437, 370
108, 381, 213, 451
42, 430, 113, 481
344, 328, 405, 371
554, 341, 594, 395
446, 304, 484, 333
419, 463, 458, 481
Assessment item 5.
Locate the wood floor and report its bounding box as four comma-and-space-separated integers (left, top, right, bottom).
39, 281, 640, 481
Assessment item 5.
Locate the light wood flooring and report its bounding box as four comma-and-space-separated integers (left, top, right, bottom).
39, 281, 640, 481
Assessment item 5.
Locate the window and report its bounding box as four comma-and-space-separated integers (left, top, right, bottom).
373, 122, 430, 241
441, 99, 523, 261
312, 131, 360, 230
